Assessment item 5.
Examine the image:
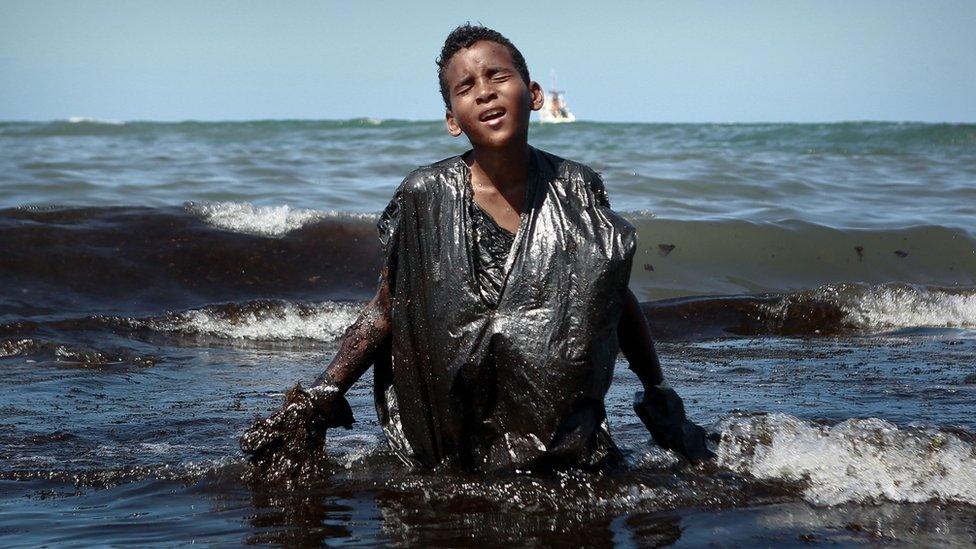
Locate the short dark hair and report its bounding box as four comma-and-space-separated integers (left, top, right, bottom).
436, 24, 531, 110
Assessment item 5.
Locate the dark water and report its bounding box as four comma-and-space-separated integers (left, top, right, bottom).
1, 119, 975, 546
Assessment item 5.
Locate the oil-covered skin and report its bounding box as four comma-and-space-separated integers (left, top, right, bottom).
239, 270, 392, 480
311, 267, 395, 393
618, 287, 664, 387
239, 381, 353, 482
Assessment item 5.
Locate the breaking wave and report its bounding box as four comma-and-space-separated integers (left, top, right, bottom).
137, 299, 363, 342
2, 204, 974, 338
717, 413, 976, 506
66, 116, 125, 126
7, 411, 974, 510
185, 201, 375, 237
3, 286, 975, 359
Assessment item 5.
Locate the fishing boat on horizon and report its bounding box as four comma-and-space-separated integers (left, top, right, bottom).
539, 71, 576, 124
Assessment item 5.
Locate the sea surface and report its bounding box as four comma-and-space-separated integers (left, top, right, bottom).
1, 119, 975, 546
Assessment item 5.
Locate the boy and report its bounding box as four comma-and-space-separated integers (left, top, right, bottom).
242, 24, 711, 476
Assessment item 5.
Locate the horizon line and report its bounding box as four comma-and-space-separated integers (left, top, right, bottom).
1, 117, 973, 125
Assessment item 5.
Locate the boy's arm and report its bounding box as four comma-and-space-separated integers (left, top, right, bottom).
617, 287, 664, 387
619, 287, 716, 463
313, 267, 393, 392
239, 270, 393, 474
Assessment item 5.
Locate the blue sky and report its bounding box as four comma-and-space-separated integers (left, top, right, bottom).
1, 0, 973, 122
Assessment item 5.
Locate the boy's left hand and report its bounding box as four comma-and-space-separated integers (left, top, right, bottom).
634, 385, 716, 465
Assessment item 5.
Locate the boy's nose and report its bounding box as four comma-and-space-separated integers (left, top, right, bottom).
475, 83, 496, 103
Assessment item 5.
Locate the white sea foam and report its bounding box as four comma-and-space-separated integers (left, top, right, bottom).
66, 116, 125, 125
330, 433, 384, 469
186, 201, 325, 236
767, 283, 976, 332
717, 413, 976, 506
185, 201, 376, 236
838, 284, 976, 329
151, 301, 363, 342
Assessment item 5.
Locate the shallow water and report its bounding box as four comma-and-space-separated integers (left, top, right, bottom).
1, 119, 975, 546
2, 331, 974, 546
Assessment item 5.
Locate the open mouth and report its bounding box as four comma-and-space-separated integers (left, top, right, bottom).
478, 108, 506, 122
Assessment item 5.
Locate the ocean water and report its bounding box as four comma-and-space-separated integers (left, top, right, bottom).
1, 119, 975, 546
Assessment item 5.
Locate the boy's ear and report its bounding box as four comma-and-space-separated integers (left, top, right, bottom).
445, 109, 463, 137
529, 81, 545, 112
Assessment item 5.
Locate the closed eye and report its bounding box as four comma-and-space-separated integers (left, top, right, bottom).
454, 77, 474, 96
488, 67, 511, 81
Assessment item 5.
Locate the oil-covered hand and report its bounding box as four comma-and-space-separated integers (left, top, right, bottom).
240, 381, 354, 479
633, 384, 716, 464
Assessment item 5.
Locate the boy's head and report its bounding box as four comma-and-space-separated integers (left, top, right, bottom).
437, 24, 530, 109
437, 24, 544, 148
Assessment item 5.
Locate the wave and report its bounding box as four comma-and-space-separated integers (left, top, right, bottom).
67, 116, 125, 126
625, 216, 976, 299
647, 283, 976, 339
778, 283, 976, 331
3, 203, 974, 320
0, 337, 158, 367
5, 410, 973, 509
2, 204, 975, 337
716, 413, 976, 506
0, 300, 365, 368
133, 299, 363, 342
0, 204, 384, 317
185, 201, 374, 237
124, 284, 976, 339
2, 282, 974, 369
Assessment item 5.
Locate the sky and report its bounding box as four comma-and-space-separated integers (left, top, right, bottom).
1, 0, 974, 123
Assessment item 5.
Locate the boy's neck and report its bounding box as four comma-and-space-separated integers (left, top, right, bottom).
467, 141, 531, 193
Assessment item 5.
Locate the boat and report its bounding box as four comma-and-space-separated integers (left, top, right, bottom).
539, 71, 576, 124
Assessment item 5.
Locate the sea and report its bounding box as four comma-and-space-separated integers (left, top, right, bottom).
1, 118, 974, 547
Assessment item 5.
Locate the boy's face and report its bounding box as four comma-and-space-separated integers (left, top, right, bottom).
444, 40, 544, 149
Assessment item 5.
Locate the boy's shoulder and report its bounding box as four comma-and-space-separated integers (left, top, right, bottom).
394, 155, 464, 197
533, 148, 611, 208
533, 147, 600, 181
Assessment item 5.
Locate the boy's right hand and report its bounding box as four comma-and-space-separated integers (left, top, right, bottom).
240, 381, 354, 480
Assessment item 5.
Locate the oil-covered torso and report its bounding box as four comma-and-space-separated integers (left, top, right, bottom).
374, 147, 637, 471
